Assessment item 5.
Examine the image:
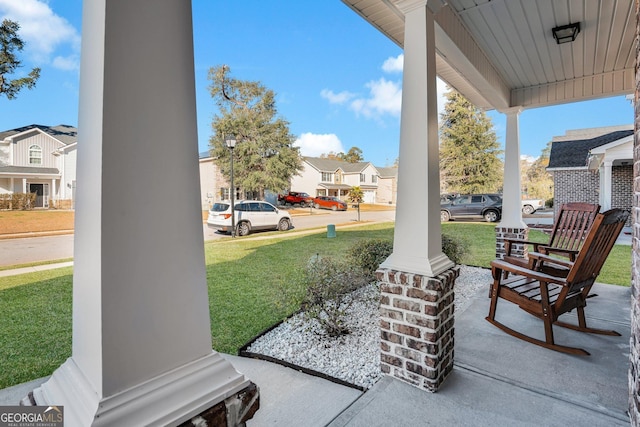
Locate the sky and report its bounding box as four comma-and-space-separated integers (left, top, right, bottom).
0, 0, 634, 167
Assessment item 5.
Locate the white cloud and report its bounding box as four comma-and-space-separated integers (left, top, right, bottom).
52, 54, 79, 71
350, 78, 402, 118
320, 89, 355, 105
294, 133, 345, 157
521, 154, 538, 164
382, 54, 403, 73
322, 56, 448, 120
0, 0, 80, 69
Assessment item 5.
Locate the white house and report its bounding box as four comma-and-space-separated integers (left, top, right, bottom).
0, 124, 77, 208
290, 157, 395, 204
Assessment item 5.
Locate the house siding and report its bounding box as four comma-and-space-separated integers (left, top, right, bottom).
14, 132, 64, 168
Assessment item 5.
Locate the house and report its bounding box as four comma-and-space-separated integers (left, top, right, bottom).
0, 124, 78, 208
547, 125, 633, 219
289, 157, 396, 204
199, 151, 227, 210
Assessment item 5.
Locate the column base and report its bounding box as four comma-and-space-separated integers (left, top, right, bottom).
22, 352, 259, 427
377, 265, 459, 392
495, 226, 529, 260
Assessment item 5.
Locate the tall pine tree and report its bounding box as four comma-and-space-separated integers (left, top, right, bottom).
439, 89, 502, 194
208, 65, 303, 199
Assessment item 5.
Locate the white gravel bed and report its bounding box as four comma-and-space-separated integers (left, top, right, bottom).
245, 265, 492, 389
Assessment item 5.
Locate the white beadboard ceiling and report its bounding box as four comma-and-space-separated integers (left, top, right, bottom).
342, 0, 636, 111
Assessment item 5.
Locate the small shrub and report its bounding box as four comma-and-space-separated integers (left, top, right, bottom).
546, 197, 554, 209
347, 238, 393, 280
302, 255, 369, 336
442, 233, 468, 264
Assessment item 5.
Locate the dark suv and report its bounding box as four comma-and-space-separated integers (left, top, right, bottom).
440, 194, 502, 222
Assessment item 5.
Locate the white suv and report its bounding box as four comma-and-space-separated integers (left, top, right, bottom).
207, 200, 292, 236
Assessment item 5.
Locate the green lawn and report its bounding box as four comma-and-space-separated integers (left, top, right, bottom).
0, 221, 631, 389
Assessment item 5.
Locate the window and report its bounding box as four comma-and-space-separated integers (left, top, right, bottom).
360, 173, 365, 182
321, 172, 332, 182
29, 145, 42, 165
372, 175, 378, 183
220, 188, 230, 200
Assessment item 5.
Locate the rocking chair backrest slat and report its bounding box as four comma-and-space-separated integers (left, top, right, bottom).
565, 209, 628, 291
549, 203, 600, 252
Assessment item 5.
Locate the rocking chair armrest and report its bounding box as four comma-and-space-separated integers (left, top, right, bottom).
527, 251, 575, 269
537, 245, 579, 260
491, 259, 569, 286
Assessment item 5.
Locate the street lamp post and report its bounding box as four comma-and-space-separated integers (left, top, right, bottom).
225, 134, 237, 237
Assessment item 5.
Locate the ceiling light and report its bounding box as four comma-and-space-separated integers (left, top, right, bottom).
552, 23, 581, 44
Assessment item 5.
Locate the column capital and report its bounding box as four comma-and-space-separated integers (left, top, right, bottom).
396, 0, 447, 15
498, 106, 523, 116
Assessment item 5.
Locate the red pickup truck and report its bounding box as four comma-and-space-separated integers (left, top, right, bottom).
277, 191, 313, 207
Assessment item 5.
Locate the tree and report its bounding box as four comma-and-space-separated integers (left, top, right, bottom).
439, 89, 502, 194
0, 19, 40, 100
338, 147, 364, 163
348, 186, 364, 221
522, 141, 553, 202
208, 65, 302, 199
320, 147, 364, 163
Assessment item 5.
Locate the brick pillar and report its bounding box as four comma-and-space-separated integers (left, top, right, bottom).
495, 226, 529, 260
629, 0, 640, 422
377, 266, 459, 392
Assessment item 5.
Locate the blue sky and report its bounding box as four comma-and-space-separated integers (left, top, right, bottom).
0, 0, 634, 167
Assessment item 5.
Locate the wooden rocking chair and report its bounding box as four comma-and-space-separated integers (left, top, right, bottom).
504, 202, 600, 266
486, 208, 629, 355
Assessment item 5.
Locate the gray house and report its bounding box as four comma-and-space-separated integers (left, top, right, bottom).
0, 124, 78, 208
547, 125, 633, 219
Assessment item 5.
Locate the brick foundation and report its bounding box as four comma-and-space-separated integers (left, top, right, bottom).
495, 226, 529, 260
377, 266, 459, 392
178, 382, 259, 427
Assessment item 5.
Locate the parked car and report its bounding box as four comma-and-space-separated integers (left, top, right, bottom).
207, 200, 292, 236
440, 194, 502, 222
313, 196, 347, 211
521, 199, 545, 215
277, 191, 314, 207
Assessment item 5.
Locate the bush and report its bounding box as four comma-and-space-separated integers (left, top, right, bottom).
347, 235, 467, 274
442, 233, 468, 264
347, 238, 393, 280
302, 255, 369, 336
0, 193, 36, 210
546, 197, 554, 209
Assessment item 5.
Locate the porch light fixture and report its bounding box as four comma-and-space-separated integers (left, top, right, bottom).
225, 134, 237, 237
552, 22, 580, 44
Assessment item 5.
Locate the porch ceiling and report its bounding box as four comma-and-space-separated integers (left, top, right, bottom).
342, 0, 636, 110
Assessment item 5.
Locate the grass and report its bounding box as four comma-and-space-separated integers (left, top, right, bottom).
0, 210, 74, 235
0, 221, 631, 389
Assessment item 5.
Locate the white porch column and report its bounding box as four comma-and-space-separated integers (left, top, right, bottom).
600, 161, 613, 210
24, 1, 258, 426
21, 178, 26, 193
50, 178, 56, 205
378, 0, 457, 393
380, 0, 453, 277
496, 107, 527, 259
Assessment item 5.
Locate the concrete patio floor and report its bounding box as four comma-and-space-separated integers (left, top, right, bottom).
0, 281, 630, 426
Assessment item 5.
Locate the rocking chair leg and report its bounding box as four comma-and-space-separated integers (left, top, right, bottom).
554, 319, 621, 336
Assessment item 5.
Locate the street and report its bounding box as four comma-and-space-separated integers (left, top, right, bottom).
0, 208, 397, 268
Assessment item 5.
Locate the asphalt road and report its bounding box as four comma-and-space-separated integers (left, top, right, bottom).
0, 208, 397, 268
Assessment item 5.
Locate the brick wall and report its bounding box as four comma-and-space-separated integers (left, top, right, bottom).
629, 0, 640, 423
377, 266, 459, 392
553, 169, 600, 213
